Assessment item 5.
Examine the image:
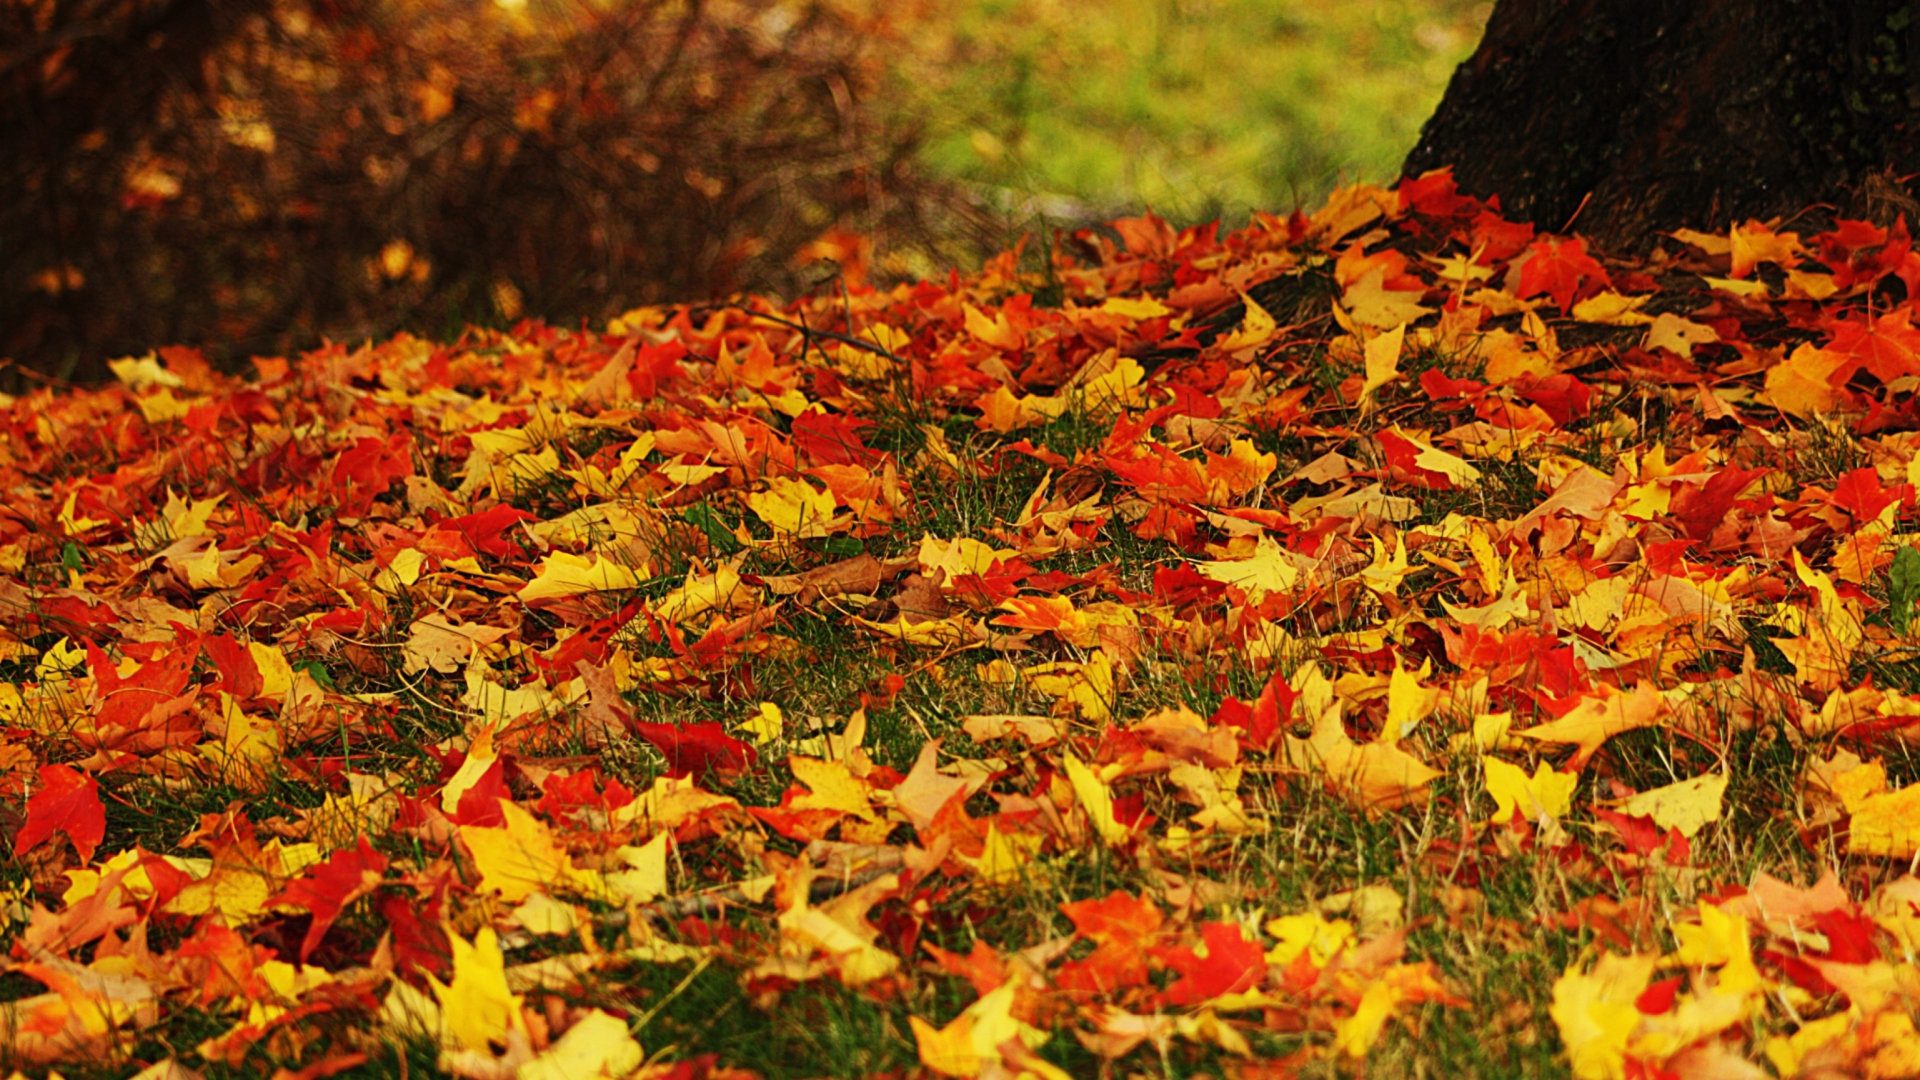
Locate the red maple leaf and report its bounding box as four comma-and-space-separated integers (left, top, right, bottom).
1151, 920, 1267, 1006
1516, 235, 1610, 312
15, 764, 106, 864
270, 837, 389, 962
630, 720, 757, 781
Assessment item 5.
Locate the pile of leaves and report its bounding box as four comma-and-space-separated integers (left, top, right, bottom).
10, 170, 1920, 1078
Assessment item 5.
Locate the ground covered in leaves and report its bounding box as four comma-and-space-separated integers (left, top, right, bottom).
8, 172, 1920, 1079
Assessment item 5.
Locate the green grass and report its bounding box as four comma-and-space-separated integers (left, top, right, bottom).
896, 0, 1491, 224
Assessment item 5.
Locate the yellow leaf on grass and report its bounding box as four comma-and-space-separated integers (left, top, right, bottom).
1216, 291, 1279, 352
653, 563, 750, 623
746, 476, 837, 539
743, 701, 784, 744
1265, 911, 1354, 967
1197, 534, 1298, 602
911, 983, 1047, 1078
1063, 752, 1131, 846
1849, 783, 1920, 859
1286, 672, 1440, 812
441, 726, 499, 814
517, 551, 643, 604
603, 832, 669, 904
1615, 772, 1726, 838
1550, 951, 1656, 1080
1380, 658, 1436, 743
789, 756, 878, 820
519, 1010, 644, 1080
1360, 323, 1406, 400
459, 798, 580, 903
1514, 682, 1664, 770
1482, 757, 1577, 825
1411, 441, 1482, 488
428, 926, 526, 1053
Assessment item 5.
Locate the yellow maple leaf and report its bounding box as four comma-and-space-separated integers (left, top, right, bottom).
1550, 951, 1656, 1080
973, 385, 1048, 433
1063, 752, 1131, 846
518, 1010, 644, 1080
1356, 533, 1414, 596
1343, 266, 1434, 329
1668, 902, 1762, 996
1098, 296, 1172, 320
746, 476, 837, 539
440, 726, 500, 814
652, 563, 751, 623
1360, 322, 1406, 402
1285, 677, 1440, 812
1729, 220, 1803, 279
1216, 291, 1280, 352
910, 983, 1047, 1078
966, 821, 1045, 886
517, 551, 644, 604
1197, 534, 1299, 602
1569, 290, 1654, 325
1482, 756, 1576, 825
742, 701, 784, 744
1762, 343, 1850, 417
428, 926, 526, 1053
1380, 657, 1437, 743
963, 303, 1024, 350
1614, 772, 1726, 838
458, 798, 582, 903
789, 756, 878, 820
1643, 313, 1719, 359
1514, 682, 1664, 770
1848, 783, 1920, 859
1265, 911, 1354, 967
603, 832, 669, 904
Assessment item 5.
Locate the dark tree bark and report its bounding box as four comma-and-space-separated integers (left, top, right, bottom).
1404, 0, 1920, 245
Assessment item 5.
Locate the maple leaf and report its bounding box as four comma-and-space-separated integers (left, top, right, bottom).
1514, 682, 1665, 770
1610, 773, 1726, 838
1285, 668, 1440, 812
519, 1010, 644, 1080
458, 798, 586, 903
15, 764, 106, 865
1482, 756, 1576, 825
630, 720, 757, 781
1516, 235, 1610, 312
1151, 920, 1267, 1006
910, 982, 1047, 1077
267, 836, 388, 961
426, 925, 527, 1053
1551, 951, 1656, 1080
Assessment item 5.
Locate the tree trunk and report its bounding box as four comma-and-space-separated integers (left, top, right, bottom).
1404, 0, 1920, 246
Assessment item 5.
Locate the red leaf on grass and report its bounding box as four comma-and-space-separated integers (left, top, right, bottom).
269, 836, 389, 962
15, 764, 105, 864
1152, 920, 1266, 1006
630, 720, 757, 780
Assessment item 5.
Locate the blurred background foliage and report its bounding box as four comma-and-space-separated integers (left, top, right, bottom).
1, 0, 1487, 382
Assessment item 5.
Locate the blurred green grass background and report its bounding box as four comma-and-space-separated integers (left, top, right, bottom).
901, 0, 1491, 223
